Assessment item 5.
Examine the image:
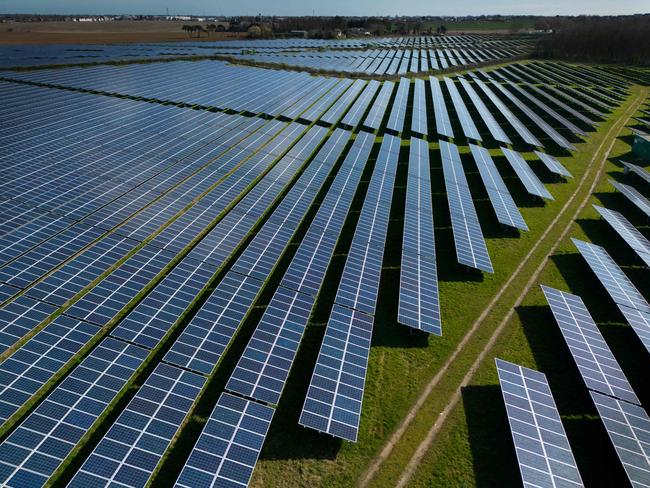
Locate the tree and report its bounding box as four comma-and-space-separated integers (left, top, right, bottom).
436, 25, 447, 35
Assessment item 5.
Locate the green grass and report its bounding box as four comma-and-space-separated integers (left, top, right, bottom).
248, 81, 648, 487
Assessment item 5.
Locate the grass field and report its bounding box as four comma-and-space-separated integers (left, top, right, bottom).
0, 21, 246, 45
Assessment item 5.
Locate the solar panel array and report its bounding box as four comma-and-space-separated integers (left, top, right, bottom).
399, 137, 441, 334
594, 205, 650, 267
541, 285, 641, 406
440, 140, 494, 273
299, 134, 399, 442
496, 359, 584, 488
501, 147, 554, 200
589, 391, 650, 488
174, 393, 274, 488
610, 179, 650, 218
0, 44, 633, 488
68, 363, 205, 488
469, 144, 528, 231
0, 338, 149, 488
572, 239, 650, 355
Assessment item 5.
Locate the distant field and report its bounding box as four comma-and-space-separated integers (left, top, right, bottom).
0, 20, 246, 45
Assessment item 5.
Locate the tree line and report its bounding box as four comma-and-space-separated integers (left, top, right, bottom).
534, 15, 650, 65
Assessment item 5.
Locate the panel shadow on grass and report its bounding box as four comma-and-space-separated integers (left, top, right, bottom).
462, 384, 521, 488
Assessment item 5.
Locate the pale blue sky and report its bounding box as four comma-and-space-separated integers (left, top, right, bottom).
1, 0, 648, 16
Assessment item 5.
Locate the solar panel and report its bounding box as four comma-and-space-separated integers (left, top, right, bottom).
589, 391, 650, 488
501, 148, 554, 200
68, 363, 205, 488
398, 137, 441, 334
363, 81, 394, 130
541, 285, 641, 405
163, 271, 264, 375
411, 78, 428, 136
64, 244, 177, 326
226, 287, 315, 405
341, 80, 380, 128
25, 233, 140, 307
0, 224, 105, 290
458, 77, 511, 144
280, 131, 374, 296
469, 144, 528, 231
0, 315, 100, 423
299, 304, 373, 442
489, 81, 575, 151
320, 79, 366, 126
333, 134, 399, 314
0, 337, 148, 488
0, 296, 57, 354
594, 205, 650, 267
444, 77, 482, 141
174, 393, 274, 488
617, 305, 650, 356
111, 259, 218, 349
610, 179, 650, 218
473, 78, 542, 147
495, 359, 584, 488
386, 78, 410, 133
429, 77, 454, 138
506, 81, 587, 137
440, 140, 493, 273
534, 151, 572, 178
572, 238, 650, 314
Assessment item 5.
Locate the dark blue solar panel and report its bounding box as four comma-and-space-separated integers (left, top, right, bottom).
0, 338, 148, 488
68, 363, 205, 488
226, 287, 315, 405
174, 393, 274, 488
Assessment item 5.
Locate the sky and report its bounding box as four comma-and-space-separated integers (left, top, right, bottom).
1, 0, 648, 16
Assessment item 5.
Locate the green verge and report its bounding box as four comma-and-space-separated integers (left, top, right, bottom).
248, 83, 647, 487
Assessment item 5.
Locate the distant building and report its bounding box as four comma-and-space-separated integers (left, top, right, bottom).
287, 30, 308, 38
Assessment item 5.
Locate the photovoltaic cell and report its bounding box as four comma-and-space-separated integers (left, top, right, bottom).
496, 358, 584, 488
594, 205, 650, 267
68, 363, 205, 488
111, 258, 219, 349
226, 287, 315, 405
386, 78, 410, 133
610, 179, 650, 218
398, 137, 441, 334
440, 140, 493, 273
541, 285, 641, 405
589, 391, 650, 488
0, 296, 57, 354
0, 337, 148, 488
469, 144, 528, 231
0, 315, 100, 423
163, 271, 264, 375
501, 148, 553, 200
299, 305, 374, 442
174, 393, 274, 488
572, 238, 650, 315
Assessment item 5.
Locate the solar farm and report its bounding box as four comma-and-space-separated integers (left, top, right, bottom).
0, 31, 648, 488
